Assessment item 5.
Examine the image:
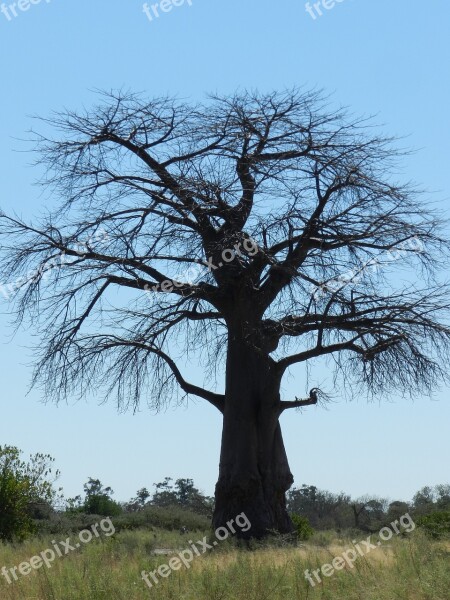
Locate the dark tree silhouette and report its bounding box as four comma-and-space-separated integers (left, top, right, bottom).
1, 89, 450, 537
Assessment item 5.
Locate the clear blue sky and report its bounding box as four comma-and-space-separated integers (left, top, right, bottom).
0, 0, 449, 505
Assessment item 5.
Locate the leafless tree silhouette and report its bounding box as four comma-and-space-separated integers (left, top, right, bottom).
1, 88, 450, 537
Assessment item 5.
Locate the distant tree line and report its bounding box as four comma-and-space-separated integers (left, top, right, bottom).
286, 483, 450, 533
66, 475, 214, 518
1, 445, 448, 541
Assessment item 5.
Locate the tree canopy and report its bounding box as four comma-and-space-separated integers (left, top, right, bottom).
1, 89, 449, 411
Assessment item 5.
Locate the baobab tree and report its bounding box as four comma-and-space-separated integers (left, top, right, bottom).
1, 89, 450, 538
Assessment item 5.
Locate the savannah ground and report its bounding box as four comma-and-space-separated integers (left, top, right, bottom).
0, 527, 448, 600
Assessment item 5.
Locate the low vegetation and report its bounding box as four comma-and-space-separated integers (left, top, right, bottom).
0, 526, 449, 599
1, 445, 449, 598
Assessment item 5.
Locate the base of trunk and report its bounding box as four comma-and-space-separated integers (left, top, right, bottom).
212, 474, 293, 539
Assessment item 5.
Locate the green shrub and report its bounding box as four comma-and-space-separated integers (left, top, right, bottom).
291, 513, 314, 540
416, 511, 450, 538
0, 446, 61, 541
84, 494, 123, 516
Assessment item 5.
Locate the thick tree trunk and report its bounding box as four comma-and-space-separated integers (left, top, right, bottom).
212, 331, 294, 539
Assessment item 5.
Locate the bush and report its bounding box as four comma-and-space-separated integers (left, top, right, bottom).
114, 504, 210, 532
34, 511, 115, 536
0, 446, 61, 541
416, 511, 450, 539
291, 513, 314, 540
84, 495, 123, 517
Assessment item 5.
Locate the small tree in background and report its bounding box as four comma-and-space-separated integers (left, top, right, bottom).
0, 445, 61, 541
435, 485, 450, 510
82, 478, 122, 516
132, 487, 151, 510
151, 477, 213, 515
67, 477, 122, 516
413, 486, 438, 516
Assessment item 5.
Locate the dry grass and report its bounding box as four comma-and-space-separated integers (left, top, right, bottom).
0, 528, 448, 599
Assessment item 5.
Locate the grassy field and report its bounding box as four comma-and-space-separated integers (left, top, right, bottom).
0, 527, 449, 599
